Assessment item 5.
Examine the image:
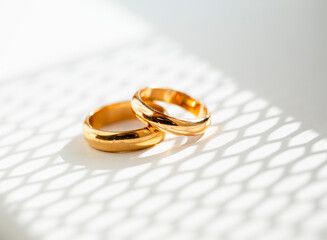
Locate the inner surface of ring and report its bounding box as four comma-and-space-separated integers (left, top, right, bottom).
140, 88, 207, 118
89, 102, 136, 130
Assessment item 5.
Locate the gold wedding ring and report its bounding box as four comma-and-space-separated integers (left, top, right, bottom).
83, 101, 165, 152
131, 88, 211, 136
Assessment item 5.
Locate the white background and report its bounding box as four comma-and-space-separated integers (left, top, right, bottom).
0, 1, 327, 240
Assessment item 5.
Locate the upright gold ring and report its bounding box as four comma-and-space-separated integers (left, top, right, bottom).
131, 88, 211, 136
83, 101, 166, 152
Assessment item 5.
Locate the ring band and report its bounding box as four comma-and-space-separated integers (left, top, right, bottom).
131, 88, 211, 136
83, 101, 166, 152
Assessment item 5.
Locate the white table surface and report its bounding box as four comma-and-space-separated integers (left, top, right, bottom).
0, 1, 327, 240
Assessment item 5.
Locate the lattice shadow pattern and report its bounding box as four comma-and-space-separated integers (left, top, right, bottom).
0, 38, 327, 240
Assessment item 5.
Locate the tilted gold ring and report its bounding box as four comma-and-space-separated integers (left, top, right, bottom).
83, 101, 166, 152
131, 88, 211, 136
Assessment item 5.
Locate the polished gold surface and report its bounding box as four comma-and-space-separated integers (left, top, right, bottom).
83, 101, 166, 152
131, 88, 211, 136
